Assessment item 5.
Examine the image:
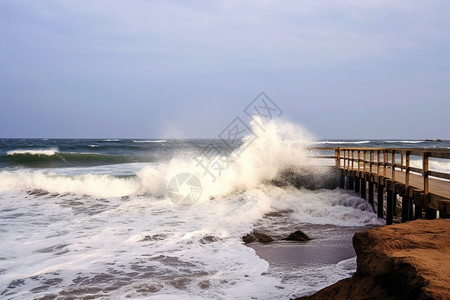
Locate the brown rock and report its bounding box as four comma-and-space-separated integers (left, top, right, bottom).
253, 231, 274, 243
284, 230, 311, 242
242, 234, 256, 244
296, 219, 450, 300
242, 231, 273, 244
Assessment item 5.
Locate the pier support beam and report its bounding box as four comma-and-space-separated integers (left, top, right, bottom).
355, 177, 360, 193
377, 185, 384, 219
401, 196, 411, 223
340, 173, 345, 189
386, 187, 394, 225
361, 178, 366, 199
425, 208, 437, 220
414, 200, 422, 219
347, 176, 353, 190
393, 193, 397, 217
368, 181, 374, 209
409, 199, 414, 220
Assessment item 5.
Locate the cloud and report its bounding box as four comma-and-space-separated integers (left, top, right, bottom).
0, 0, 449, 138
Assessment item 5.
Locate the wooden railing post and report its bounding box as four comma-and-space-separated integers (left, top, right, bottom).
370, 151, 374, 174
401, 153, 404, 171
392, 150, 396, 182
402, 151, 411, 222
405, 151, 410, 189
377, 151, 381, 176
347, 150, 350, 170
346, 150, 349, 170
335, 148, 340, 168
351, 151, 354, 170
357, 150, 361, 172
423, 153, 429, 196
363, 151, 366, 173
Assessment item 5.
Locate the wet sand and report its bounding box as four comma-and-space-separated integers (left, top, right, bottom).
249, 224, 375, 268
246, 224, 380, 298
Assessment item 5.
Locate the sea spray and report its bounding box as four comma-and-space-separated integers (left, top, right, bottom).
0, 117, 328, 200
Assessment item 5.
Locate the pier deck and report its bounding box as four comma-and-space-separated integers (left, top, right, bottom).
312, 147, 450, 224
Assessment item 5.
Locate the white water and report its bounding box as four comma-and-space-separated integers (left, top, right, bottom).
0, 119, 385, 299
312, 141, 370, 145
384, 140, 425, 144
6, 148, 59, 156
133, 140, 167, 143
409, 159, 450, 174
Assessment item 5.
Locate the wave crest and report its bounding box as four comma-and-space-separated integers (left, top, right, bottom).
7, 148, 59, 156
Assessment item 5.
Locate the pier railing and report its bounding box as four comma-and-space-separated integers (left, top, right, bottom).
308, 147, 450, 223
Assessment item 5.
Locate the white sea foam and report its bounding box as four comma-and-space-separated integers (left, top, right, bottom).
101, 139, 120, 142
133, 140, 167, 143
0, 118, 387, 299
410, 159, 450, 174
385, 140, 424, 144
0, 185, 380, 299
88, 144, 99, 148
6, 148, 59, 156
0, 118, 312, 200
312, 141, 370, 144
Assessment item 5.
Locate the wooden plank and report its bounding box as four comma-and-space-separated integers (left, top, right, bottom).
343, 150, 346, 169
357, 150, 360, 172
429, 170, 450, 180
405, 151, 410, 189
351, 150, 354, 170
308, 147, 450, 158
335, 149, 340, 168
410, 167, 422, 174
392, 150, 396, 182
377, 151, 381, 176
423, 153, 429, 196
370, 151, 374, 174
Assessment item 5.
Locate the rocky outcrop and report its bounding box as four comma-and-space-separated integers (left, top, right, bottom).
283, 230, 311, 242
243, 230, 311, 244
296, 219, 450, 300
242, 231, 274, 244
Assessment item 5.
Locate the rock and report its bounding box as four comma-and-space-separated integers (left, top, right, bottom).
283, 230, 310, 241
242, 234, 256, 244
253, 231, 274, 243
242, 231, 273, 244
264, 209, 294, 218
296, 219, 450, 300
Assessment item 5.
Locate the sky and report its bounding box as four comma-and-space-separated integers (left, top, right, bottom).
0, 0, 449, 139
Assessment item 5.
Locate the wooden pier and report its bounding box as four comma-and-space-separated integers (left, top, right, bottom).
312, 147, 450, 225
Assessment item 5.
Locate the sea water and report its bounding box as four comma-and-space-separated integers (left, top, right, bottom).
0, 119, 449, 299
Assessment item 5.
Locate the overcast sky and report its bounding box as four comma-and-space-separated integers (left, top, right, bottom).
0, 0, 449, 139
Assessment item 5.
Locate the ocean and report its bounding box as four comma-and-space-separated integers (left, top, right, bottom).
1, 119, 449, 299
